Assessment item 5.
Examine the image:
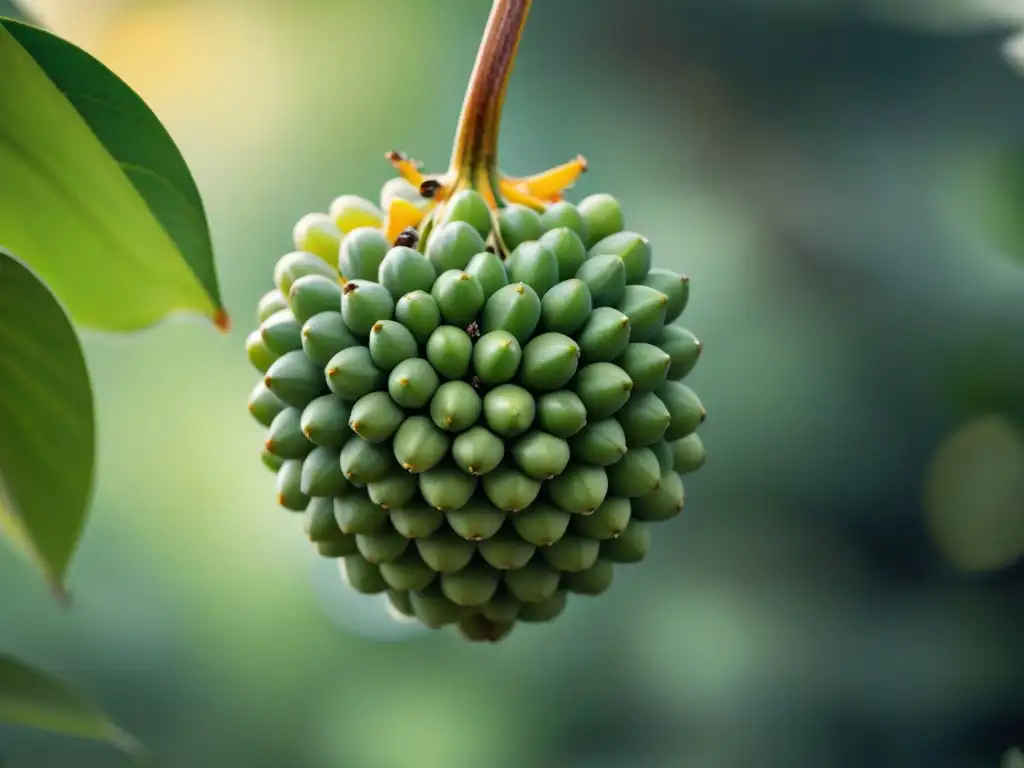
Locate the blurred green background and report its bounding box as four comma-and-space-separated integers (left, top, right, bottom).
2, 0, 1024, 765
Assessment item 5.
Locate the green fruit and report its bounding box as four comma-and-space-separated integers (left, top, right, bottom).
265, 407, 313, 459
573, 362, 633, 419
246, 331, 278, 374
293, 212, 342, 263
517, 590, 567, 622
261, 449, 284, 473
339, 227, 391, 281
349, 391, 404, 443
658, 381, 705, 440
606, 447, 661, 497
447, 501, 507, 540
274, 250, 337, 296
276, 459, 309, 511
426, 221, 487, 272
601, 520, 650, 563
356, 529, 410, 564
643, 269, 689, 323
576, 307, 630, 364
497, 204, 544, 251
430, 381, 482, 432
260, 309, 303, 356
478, 531, 536, 570
577, 193, 624, 248
248, 382, 286, 428
426, 326, 473, 380
575, 253, 626, 307
458, 615, 515, 643
481, 467, 542, 512
409, 585, 465, 627
395, 290, 441, 343
505, 562, 561, 603
387, 358, 440, 409
473, 330, 522, 385
304, 496, 345, 542
563, 560, 614, 595
368, 320, 418, 372
367, 471, 418, 509
659, 325, 702, 381
571, 497, 630, 539
340, 555, 388, 594
432, 270, 485, 327
328, 194, 384, 233
505, 242, 559, 298
511, 431, 570, 480
440, 189, 492, 238
651, 439, 675, 474
415, 530, 477, 573
540, 279, 592, 336
419, 466, 478, 511
300, 395, 351, 448
379, 551, 436, 591
389, 504, 445, 539
570, 419, 628, 466
547, 463, 609, 514
535, 391, 588, 438
334, 494, 389, 535
325, 346, 382, 402
289, 274, 343, 324
483, 384, 535, 437
301, 311, 358, 366
386, 588, 415, 618
635, 471, 685, 522
452, 427, 506, 476
393, 416, 451, 474
465, 251, 508, 299
257, 289, 289, 323
615, 285, 668, 343
340, 437, 393, 485
317, 537, 360, 558
482, 590, 521, 622
588, 231, 651, 285
520, 333, 580, 391
481, 282, 542, 344
378, 246, 437, 300
301, 446, 347, 496
616, 391, 671, 448
342, 280, 394, 337
441, 564, 500, 607
671, 434, 707, 474
541, 536, 600, 572
539, 201, 588, 243
538, 227, 588, 281
511, 503, 571, 547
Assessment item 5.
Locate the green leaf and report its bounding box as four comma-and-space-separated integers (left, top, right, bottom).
0, 652, 146, 763
0, 17, 229, 332
0, 249, 94, 597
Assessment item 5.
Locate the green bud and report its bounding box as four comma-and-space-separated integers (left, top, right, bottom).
671, 433, 707, 474
440, 189, 492, 239
615, 285, 668, 343
409, 584, 465, 627
274, 250, 337, 296
482, 590, 522, 622
465, 251, 509, 300
481, 467, 542, 512
340, 555, 388, 594
395, 290, 442, 344
512, 431, 570, 480
447, 500, 507, 540
415, 530, 477, 573
643, 269, 689, 323
473, 331, 522, 385
355, 529, 410, 564
392, 415, 451, 474
616, 391, 671, 447
547, 463, 609, 514
511, 503, 571, 547
288, 274, 342, 324
441, 563, 500, 607
505, 242, 559, 298
425, 325, 473, 380
569, 419, 628, 466
257, 289, 289, 323
458, 614, 515, 643
276, 459, 309, 511
339, 227, 390, 282
539, 201, 589, 243
378, 246, 437, 298
426, 221, 487, 272
260, 449, 284, 473
659, 325, 702, 381
563, 559, 614, 595
573, 362, 633, 419
301, 311, 358, 367
265, 407, 313, 459
601, 520, 650, 564
389, 504, 445, 539
651, 439, 675, 475
432, 270, 486, 327
379, 551, 437, 591
367, 471, 419, 509
536, 391, 588, 438
368, 320, 418, 372
505, 561, 561, 603
386, 588, 415, 618
571, 497, 631, 539
478, 530, 536, 570
497, 204, 544, 251
606, 447, 661, 497
577, 193, 624, 248
248, 381, 286, 428
538, 226, 588, 281
348, 391, 404, 443
635, 471, 685, 522
387, 358, 439, 409
575, 254, 626, 308
658, 381, 705, 441
540, 278, 592, 336
588, 231, 652, 285
341, 280, 394, 337
264, 330, 319, 417
452, 427, 506, 476
325, 346, 383, 402
328, 194, 384, 233
380, 177, 427, 212
301, 446, 347, 496
292, 212, 342, 264
430, 380, 482, 432
260, 309, 303, 356
339, 436, 393, 485
334, 494, 389, 535
517, 590, 567, 622
520, 332, 580, 391
483, 384, 536, 437
304, 496, 346, 543
541, 536, 600, 573
481, 282, 542, 344
419, 466, 478, 511
246, 330, 278, 374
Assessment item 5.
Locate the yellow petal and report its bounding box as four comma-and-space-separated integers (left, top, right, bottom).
384, 198, 426, 243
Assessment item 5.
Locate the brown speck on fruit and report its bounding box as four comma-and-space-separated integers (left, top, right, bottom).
486, 245, 496, 254
276, 493, 286, 506
372, 322, 384, 333
420, 179, 442, 198
515, 283, 525, 294
327, 367, 339, 377
302, 426, 313, 437
403, 463, 415, 471
398, 376, 410, 386
345, 471, 354, 479
620, 317, 630, 328
466, 321, 481, 339
700, 408, 707, 423
264, 439, 275, 451
681, 275, 690, 285
395, 227, 419, 247
471, 375, 484, 390
444, 416, 454, 427
343, 282, 358, 294
696, 340, 703, 354
350, 420, 361, 432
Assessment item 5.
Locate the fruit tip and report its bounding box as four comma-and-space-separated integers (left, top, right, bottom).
372, 322, 384, 332
343, 282, 358, 294
577, 154, 589, 172
213, 308, 232, 333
